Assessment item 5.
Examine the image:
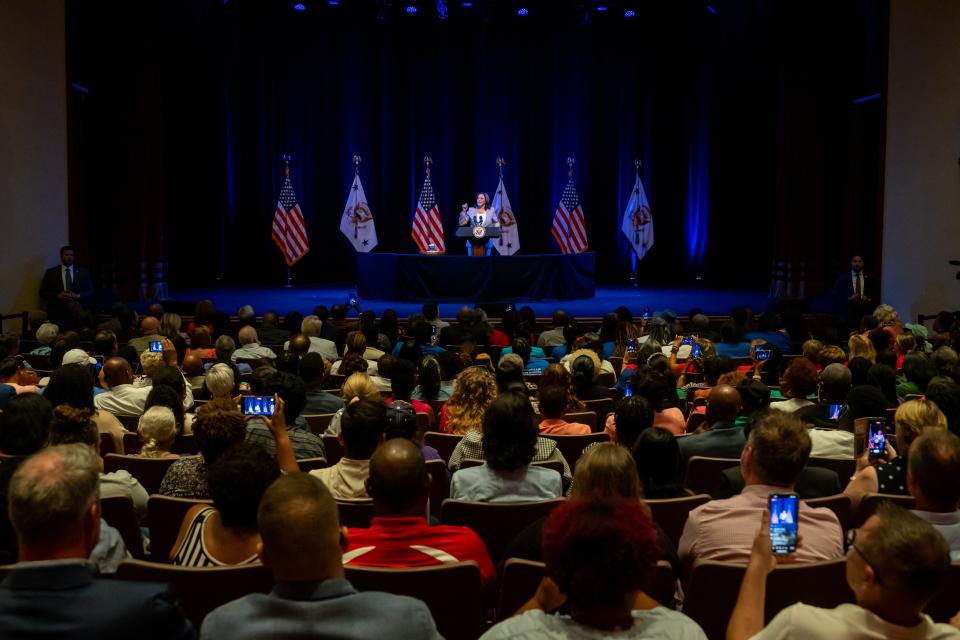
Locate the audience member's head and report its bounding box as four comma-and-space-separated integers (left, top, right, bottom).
8, 444, 101, 560
44, 363, 97, 413
632, 426, 684, 498
482, 390, 537, 473
445, 367, 497, 434
925, 377, 960, 436
389, 358, 417, 401
819, 363, 853, 404
139, 349, 165, 379
706, 384, 741, 424
610, 396, 654, 448
47, 405, 98, 449
340, 372, 380, 405
736, 379, 771, 416
238, 325, 260, 346
36, 322, 59, 346
542, 499, 660, 616
901, 352, 937, 393
138, 405, 178, 456
182, 354, 205, 378
193, 405, 247, 465
264, 372, 307, 422
818, 345, 847, 369
298, 352, 328, 389
140, 316, 161, 337
301, 316, 322, 338
801, 339, 824, 366
338, 354, 369, 378
907, 428, 960, 512
366, 438, 429, 517
340, 398, 386, 460
570, 354, 599, 392
93, 330, 118, 358
417, 356, 441, 399
496, 354, 526, 394
0, 394, 52, 456
207, 443, 280, 530
215, 335, 237, 361
205, 362, 235, 399
571, 442, 641, 500
288, 334, 310, 356
741, 411, 811, 487
780, 357, 819, 400
537, 384, 569, 420
893, 399, 947, 456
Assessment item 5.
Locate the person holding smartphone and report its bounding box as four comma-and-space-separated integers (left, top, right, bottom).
678, 412, 843, 566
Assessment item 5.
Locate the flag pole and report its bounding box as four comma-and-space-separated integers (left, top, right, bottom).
630, 159, 640, 288
496, 156, 505, 247
352, 155, 362, 240
423, 156, 433, 250
283, 154, 294, 288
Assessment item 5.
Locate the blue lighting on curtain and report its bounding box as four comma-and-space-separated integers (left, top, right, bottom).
685, 95, 709, 269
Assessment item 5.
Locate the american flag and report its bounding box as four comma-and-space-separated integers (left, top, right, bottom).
411, 166, 445, 253
551, 174, 588, 254
271, 163, 309, 266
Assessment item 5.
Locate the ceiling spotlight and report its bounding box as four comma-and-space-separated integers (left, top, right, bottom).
596, 5, 608, 11
292, 3, 307, 10
405, 5, 418, 13
623, 9, 636, 17
327, 0, 339, 4
461, 1, 473, 5
516, 7, 529, 16
706, 5, 717, 15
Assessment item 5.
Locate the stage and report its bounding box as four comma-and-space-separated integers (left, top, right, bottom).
163, 284, 773, 319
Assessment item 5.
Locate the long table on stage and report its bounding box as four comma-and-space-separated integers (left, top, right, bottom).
356, 252, 596, 302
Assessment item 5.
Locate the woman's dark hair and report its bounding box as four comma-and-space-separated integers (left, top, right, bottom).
48, 405, 98, 448
191, 326, 212, 349
338, 353, 369, 378
43, 364, 96, 412
570, 356, 596, 393
926, 377, 960, 437
562, 322, 580, 350
207, 443, 280, 529
283, 311, 303, 334
359, 310, 379, 345
437, 350, 465, 381
902, 352, 937, 391
341, 398, 387, 459
396, 340, 422, 367
499, 310, 518, 341
868, 364, 898, 405
599, 313, 618, 341
380, 309, 400, 343
145, 384, 186, 434
543, 499, 659, 610
848, 356, 872, 387
390, 358, 417, 400
496, 358, 526, 394
719, 321, 742, 344
417, 357, 441, 399
511, 337, 532, 364
482, 390, 537, 472
632, 427, 684, 499
193, 406, 247, 464
614, 306, 633, 324
631, 366, 677, 411
152, 365, 186, 401
0, 393, 52, 455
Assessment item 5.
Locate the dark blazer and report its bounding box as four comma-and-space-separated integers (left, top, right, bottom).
0, 563, 194, 639
320, 323, 347, 356
38, 265, 93, 325
833, 271, 878, 301
677, 421, 747, 465
712, 466, 842, 500
258, 326, 291, 346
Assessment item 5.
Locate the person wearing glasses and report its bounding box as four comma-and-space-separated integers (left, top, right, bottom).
727, 502, 956, 639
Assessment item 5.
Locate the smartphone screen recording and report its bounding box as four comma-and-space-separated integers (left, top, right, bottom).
149, 341, 163, 353
867, 420, 886, 457
242, 396, 275, 416
754, 348, 771, 362
828, 404, 843, 420
768, 493, 799, 554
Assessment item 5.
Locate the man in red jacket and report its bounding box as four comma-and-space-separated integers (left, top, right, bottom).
343, 438, 496, 595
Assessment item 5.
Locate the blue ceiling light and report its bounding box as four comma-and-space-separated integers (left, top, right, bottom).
327, 0, 339, 5
596, 5, 608, 12
706, 5, 717, 15
461, 1, 473, 6
516, 7, 529, 16
623, 9, 635, 17
405, 5, 418, 13
292, 3, 307, 11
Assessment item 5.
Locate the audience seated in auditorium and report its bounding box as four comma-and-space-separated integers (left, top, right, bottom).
676, 384, 746, 464
245, 372, 325, 460
727, 503, 955, 640
412, 355, 451, 402
126, 316, 166, 354
201, 473, 440, 639
632, 426, 689, 499
323, 372, 382, 436
232, 326, 277, 364
438, 306, 483, 346
311, 398, 386, 500
845, 399, 949, 507
744, 311, 792, 353
181, 354, 206, 392
511, 337, 550, 374
568, 351, 614, 402
350, 309, 390, 356
332, 332, 379, 377
257, 310, 291, 345
0, 444, 194, 639
450, 390, 566, 501
627, 365, 684, 435
770, 357, 818, 413
899, 352, 938, 400
537, 384, 591, 435
602, 395, 655, 448
797, 363, 854, 458
171, 442, 280, 566
283, 315, 338, 362
206, 335, 251, 376
537, 310, 569, 349
384, 358, 432, 417
159, 402, 247, 498
299, 352, 344, 414
440, 366, 499, 435
908, 428, 960, 560
29, 322, 59, 356
344, 438, 496, 591
137, 405, 179, 458
93, 357, 152, 417
483, 498, 706, 639
679, 411, 844, 565
185, 326, 216, 359
926, 377, 960, 436
145, 383, 192, 436
204, 362, 237, 402
44, 362, 126, 452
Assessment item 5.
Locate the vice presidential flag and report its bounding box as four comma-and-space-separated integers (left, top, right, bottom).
551, 174, 588, 254
340, 173, 378, 252
271, 163, 310, 266
411, 167, 445, 254
491, 176, 519, 255
620, 171, 654, 260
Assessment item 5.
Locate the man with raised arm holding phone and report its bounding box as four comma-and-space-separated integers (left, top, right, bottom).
727, 503, 956, 640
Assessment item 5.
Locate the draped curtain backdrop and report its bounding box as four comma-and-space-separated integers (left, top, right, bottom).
66, 0, 887, 299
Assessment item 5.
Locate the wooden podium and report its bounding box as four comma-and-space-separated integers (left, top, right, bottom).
456, 225, 501, 257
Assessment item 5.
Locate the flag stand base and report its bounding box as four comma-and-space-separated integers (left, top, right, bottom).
284, 268, 293, 289
629, 270, 638, 287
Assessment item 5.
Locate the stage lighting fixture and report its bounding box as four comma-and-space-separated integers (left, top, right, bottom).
437, 0, 448, 19
623, 9, 636, 17
293, 3, 307, 11
706, 5, 717, 15
595, 5, 608, 11
405, 5, 418, 14
516, 7, 529, 16
328, 0, 339, 4
461, 1, 473, 5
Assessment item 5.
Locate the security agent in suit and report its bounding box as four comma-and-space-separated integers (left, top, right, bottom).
458, 192, 499, 256
0, 444, 194, 639
38, 245, 94, 330
832, 255, 878, 328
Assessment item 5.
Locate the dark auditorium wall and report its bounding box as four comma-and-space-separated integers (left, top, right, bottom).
0, 0, 69, 317
881, 0, 960, 320
66, 1, 887, 296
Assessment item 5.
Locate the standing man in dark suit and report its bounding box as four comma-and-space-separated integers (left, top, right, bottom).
833, 255, 878, 330
38, 246, 93, 330
0, 444, 194, 639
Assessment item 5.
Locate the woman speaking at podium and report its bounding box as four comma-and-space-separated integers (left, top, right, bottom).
458, 191, 499, 255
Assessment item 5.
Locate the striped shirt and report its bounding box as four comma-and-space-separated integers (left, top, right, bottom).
172, 507, 259, 567
447, 430, 572, 485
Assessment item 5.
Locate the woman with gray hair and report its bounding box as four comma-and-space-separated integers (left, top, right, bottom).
29, 322, 59, 356
137, 405, 179, 459
204, 363, 235, 400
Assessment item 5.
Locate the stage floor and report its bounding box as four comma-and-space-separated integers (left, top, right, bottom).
166, 284, 772, 318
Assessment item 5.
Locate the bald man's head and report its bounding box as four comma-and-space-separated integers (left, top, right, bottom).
181, 354, 205, 377
140, 316, 160, 336
289, 334, 310, 356
102, 357, 133, 388
367, 439, 429, 516
707, 384, 741, 423
456, 306, 474, 324
257, 473, 345, 582
238, 325, 259, 346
